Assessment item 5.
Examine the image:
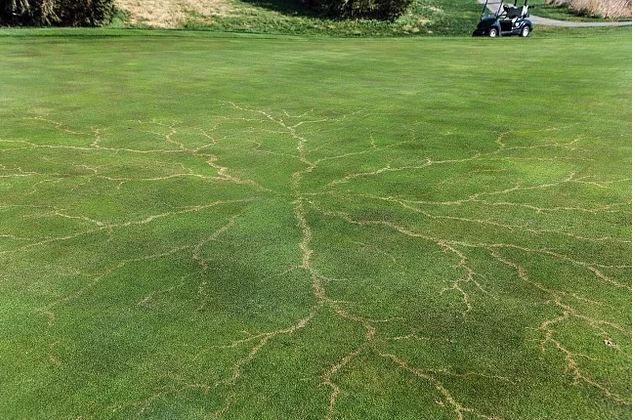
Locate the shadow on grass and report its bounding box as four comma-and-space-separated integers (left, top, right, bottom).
237, 0, 324, 18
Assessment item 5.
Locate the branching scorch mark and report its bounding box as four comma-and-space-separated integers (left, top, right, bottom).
203, 105, 506, 420
38, 244, 192, 326
438, 241, 488, 318
379, 352, 501, 420
8, 116, 270, 192
9, 109, 629, 418
327, 191, 630, 244
0, 199, 257, 257
206, 104, 335, 418
490, 251, 631, 406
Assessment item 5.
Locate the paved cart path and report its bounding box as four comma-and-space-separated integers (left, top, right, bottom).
477, 0, 632, 26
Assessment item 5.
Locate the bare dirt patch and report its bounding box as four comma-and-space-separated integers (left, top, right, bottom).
116, 0, 234, 28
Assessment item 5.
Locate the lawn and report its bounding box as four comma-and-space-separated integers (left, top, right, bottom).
0, 29, 631, 419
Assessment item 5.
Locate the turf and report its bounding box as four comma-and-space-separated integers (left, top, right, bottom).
0, 29, 631, 419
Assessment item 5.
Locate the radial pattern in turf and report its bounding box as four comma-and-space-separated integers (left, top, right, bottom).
0, 32, 631, 419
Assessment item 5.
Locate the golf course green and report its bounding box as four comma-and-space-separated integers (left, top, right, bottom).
0, 29, 631, 419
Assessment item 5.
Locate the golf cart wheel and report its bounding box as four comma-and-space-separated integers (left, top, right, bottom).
488, 28, 498, 38
520, 26, 530, 37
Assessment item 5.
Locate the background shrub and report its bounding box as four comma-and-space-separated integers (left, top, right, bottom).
302, 0, 414, 20
0, 0, 115, 26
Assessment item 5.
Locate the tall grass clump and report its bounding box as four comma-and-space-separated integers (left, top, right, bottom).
546, 0, 631, 18
0, 0, 115, 26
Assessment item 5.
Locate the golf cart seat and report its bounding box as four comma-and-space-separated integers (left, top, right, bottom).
503, 5, 523, 18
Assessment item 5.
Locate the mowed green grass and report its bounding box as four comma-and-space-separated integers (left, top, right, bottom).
0, 30, 631, 419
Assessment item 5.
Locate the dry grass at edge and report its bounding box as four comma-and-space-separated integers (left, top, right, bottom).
115, 0, 234, 28
546, 0, 631, 18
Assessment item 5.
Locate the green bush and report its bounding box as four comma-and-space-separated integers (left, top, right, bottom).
0, 0, 115, 26
302, 0, 413, 20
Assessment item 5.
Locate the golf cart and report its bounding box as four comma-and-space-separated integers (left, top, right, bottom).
473, 0, 533, 37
